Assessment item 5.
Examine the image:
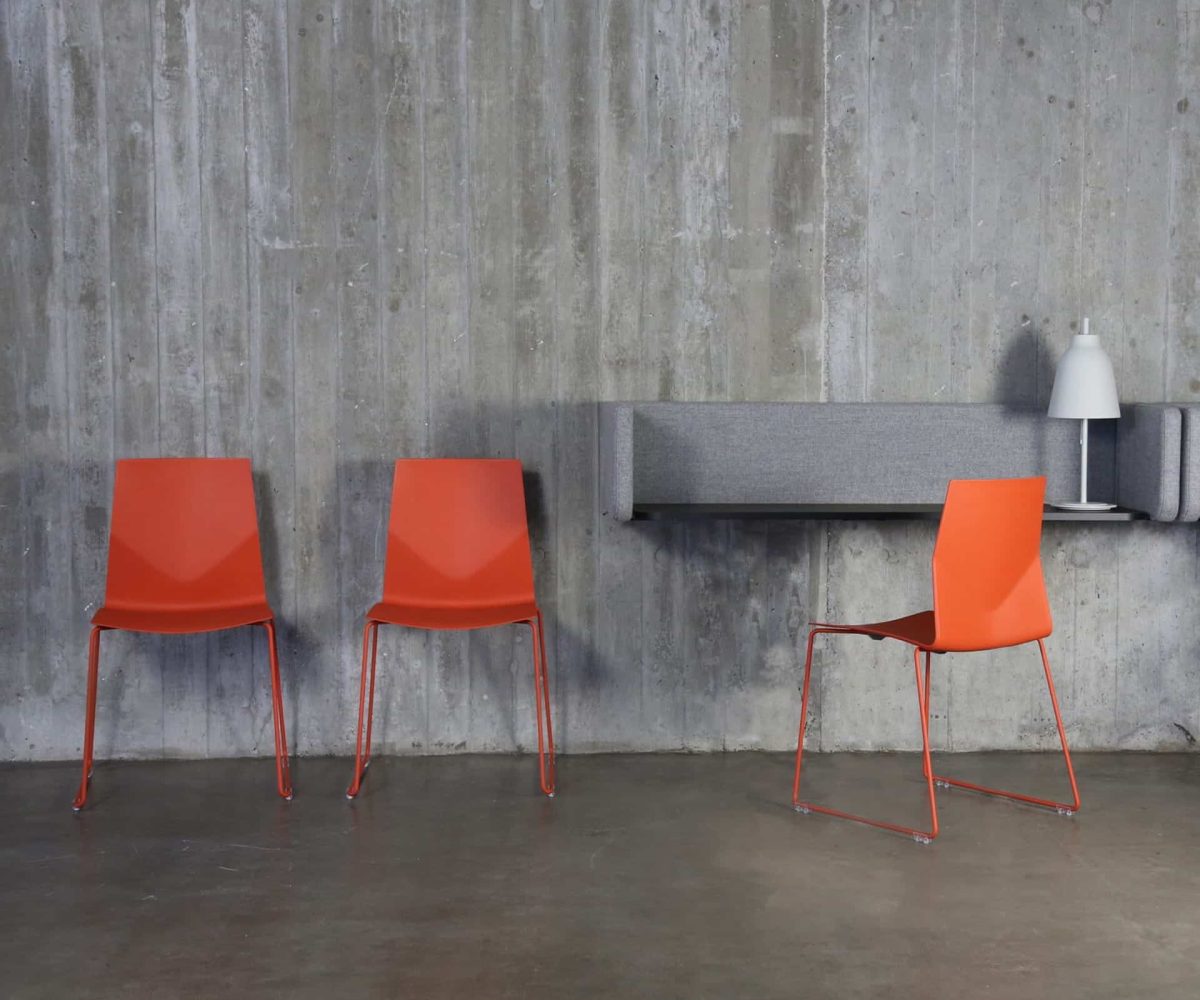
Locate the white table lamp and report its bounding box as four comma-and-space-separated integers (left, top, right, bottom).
1047, 318, 1121, 510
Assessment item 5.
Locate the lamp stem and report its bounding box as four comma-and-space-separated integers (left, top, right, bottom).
1080, 417, 1089, 504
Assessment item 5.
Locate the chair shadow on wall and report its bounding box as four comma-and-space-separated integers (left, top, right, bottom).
253, 468, 319, 776
257, 460, 396, 776
264, 441, 585, 783
522, 458, 588, 758
258, 392, 657, 773
92, 631, 167, 766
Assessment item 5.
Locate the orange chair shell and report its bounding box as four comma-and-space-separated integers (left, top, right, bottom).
793, 477, 1079, 842
72, 458, 292, 809
346, 459, 555, 798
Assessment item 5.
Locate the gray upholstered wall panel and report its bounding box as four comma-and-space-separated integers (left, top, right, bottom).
600, 402, 1122, 517
598, 403, 634, 522
1175, 405, 1200, 522
1115, 404, 1182, 522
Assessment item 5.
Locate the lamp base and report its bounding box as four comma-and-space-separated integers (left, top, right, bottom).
1050, 501, 1117, 511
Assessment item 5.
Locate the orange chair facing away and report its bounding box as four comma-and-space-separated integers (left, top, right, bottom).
792, 477, 1080, 842
346, 459, 556, 798
73, 458, 292, 809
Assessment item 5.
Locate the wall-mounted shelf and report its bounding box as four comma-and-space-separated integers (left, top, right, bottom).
630, 502, 1146, 522
600, 402, 1185, 524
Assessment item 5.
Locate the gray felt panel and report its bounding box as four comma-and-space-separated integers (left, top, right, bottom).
1115, 404, 1182, 522
1174, 405, 1200, 522
598, 402, 1137, 518
598, 403, 634, 521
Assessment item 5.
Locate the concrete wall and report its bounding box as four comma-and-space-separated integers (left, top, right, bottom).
2, 0, 1198, 762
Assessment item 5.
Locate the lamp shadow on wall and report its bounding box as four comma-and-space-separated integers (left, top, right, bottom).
997, 325, 1054, 409
998, 324, 1056, 479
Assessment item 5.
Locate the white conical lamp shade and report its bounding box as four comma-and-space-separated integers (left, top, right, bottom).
1047, 325, 1120, 419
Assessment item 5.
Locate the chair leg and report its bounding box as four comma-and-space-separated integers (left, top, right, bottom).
792, 628, 939, 843
930, 638, 1080, 815
71, 626, 104, 811
536, 613, 556, 782
912, 647, 939, 841
363, 621, 380, 766
922, 651, 932, 779
346, 621, 380, 800
790, 628, 819, 806
262, 621, 293, 800
530, 611, 556, 797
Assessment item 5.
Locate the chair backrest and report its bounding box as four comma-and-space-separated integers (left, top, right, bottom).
931, 477, 1052, 651
381, 459, 536, 609
104, 458, 268, 611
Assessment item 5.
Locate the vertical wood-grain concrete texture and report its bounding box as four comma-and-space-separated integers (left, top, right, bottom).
820, 0, 1200, 754
2, 0, 1198, 761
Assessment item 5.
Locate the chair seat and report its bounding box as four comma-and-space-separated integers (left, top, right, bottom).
92, 602, 274, 634
811, 610, 936, 649
367, 599, 539, 631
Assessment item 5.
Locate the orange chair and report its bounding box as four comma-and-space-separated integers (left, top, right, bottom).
72, 458, 292, 809
346, 459, 556, 798
792, 477, 1080, 842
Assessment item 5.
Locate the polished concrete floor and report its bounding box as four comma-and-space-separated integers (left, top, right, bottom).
2, 752, 1199, 999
